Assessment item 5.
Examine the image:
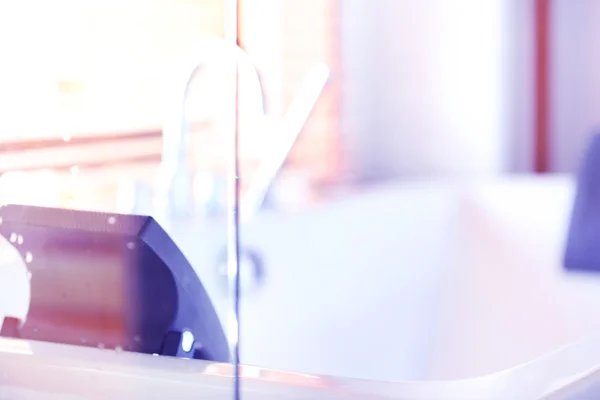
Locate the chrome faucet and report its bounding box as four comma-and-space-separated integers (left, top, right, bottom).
153, 38, 265, 226
154, 37, 330, 226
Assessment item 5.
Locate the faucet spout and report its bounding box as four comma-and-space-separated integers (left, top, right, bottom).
154, 38, 266, 226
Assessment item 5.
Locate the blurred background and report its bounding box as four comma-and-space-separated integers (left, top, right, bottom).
0, 0, 591, 204
3, 0, 600, 386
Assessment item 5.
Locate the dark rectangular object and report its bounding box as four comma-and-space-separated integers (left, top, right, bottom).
564, 134, 600, 272
0, 204, 229, 362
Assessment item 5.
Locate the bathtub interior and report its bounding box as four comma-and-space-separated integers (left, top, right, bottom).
168, 176, 600, 382
3, 176, 600, 385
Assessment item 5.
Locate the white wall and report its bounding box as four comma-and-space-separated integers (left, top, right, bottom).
550, 0, 600, 173
340, 0, 600, 177
506, 0, 535, 173
341, 0, 526, 180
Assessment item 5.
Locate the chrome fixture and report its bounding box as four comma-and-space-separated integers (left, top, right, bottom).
153, 38, 265, 227
153, 35, 329, 400
154, 42, 330, 227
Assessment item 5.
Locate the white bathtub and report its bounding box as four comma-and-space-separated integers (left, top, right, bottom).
4, 175, 600, 384
165, 175, 600, 382
4, 332, 600, 399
